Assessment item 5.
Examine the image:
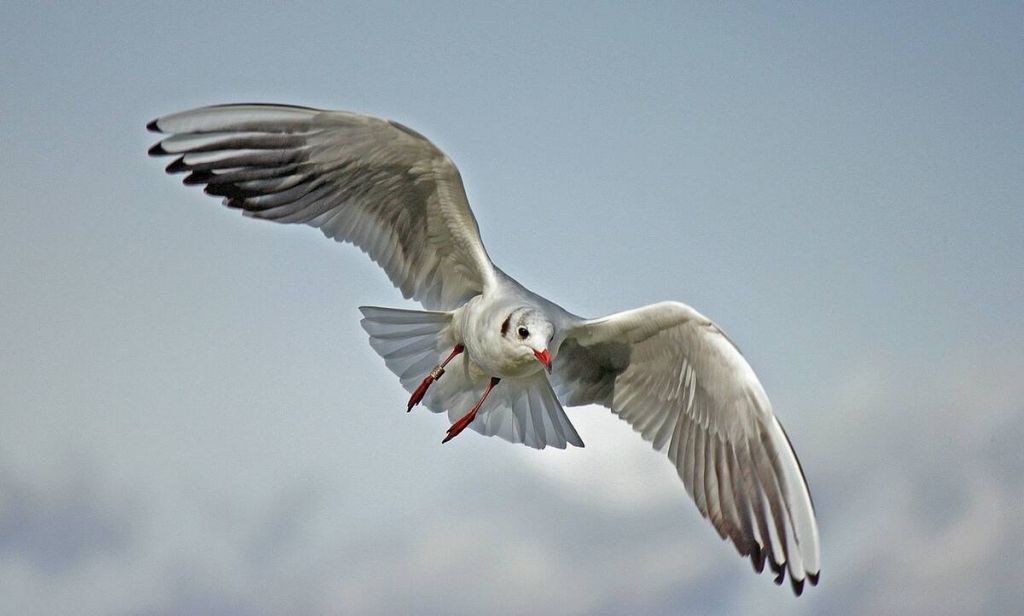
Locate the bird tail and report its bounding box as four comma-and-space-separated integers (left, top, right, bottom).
358, 306, 456, 392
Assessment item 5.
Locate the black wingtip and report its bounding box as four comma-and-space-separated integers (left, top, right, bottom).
147, 118, 161, 133
203, 182, 254, 199
750, 546, 766, 574
769, 559, 785, 585
148, 142, 167, 156
165, 157, 189, 174
183, 170, 215, 185
790, 576, 804, 596
808, 571, 820, 586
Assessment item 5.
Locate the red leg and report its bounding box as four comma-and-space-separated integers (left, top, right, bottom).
407, 344, 464, 412
443, 377, 500, 444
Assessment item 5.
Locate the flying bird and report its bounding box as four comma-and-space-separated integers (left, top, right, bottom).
147, 103, 820, 594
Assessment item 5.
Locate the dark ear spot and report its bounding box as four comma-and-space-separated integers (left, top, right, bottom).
500, 314, 511, 336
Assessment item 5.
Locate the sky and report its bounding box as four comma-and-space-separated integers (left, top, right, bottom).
1, 1, 1022, 614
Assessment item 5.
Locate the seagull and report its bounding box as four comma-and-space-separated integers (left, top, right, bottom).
147, 103, 820, 594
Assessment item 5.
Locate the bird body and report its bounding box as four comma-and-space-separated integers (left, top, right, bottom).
148, 103, 821, 594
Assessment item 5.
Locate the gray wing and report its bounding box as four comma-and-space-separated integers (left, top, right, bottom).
551, 301, 820, 594
148, 104, 496, 309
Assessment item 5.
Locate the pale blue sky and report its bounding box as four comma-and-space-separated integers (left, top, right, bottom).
1, 2, 1022, 615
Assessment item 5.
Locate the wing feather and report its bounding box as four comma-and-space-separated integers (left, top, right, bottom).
552, 301, 819, 592
703, 436, 725, 539
693, 427, 708, 517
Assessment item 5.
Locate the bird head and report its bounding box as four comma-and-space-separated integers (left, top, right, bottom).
501, 308, 554, 372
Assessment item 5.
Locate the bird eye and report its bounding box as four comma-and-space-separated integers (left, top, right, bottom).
517, 327, 529, 339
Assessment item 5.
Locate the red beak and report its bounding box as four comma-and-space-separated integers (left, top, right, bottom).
534, 349, 552, 372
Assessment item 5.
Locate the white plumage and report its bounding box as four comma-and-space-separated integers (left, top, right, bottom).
148, 103, 820, 594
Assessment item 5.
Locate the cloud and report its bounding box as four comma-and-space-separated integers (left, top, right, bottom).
5, 351, 1022, 616
0, 456, 141, 575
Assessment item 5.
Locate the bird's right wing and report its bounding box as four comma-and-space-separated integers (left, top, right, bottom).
551, 301, 819, 594
148, 104, 496, 309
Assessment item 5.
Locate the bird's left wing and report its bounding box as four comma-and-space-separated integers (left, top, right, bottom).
148, 104, 496, 309
550, 301, 820, 594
